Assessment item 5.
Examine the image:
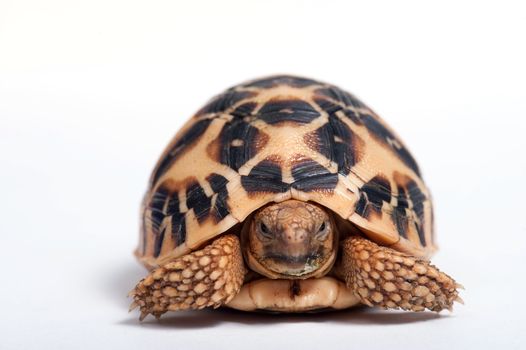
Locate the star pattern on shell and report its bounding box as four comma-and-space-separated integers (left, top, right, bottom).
137, 76, 433, 267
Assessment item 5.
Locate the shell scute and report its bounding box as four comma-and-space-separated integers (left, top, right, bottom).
257, 98, 320, 125
197, 90, 256, 116
214, 117, 268, 172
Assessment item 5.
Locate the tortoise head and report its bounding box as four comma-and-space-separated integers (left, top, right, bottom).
242, 200, 337, 279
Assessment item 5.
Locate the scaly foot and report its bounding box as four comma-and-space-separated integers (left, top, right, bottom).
341, 236, 463, 312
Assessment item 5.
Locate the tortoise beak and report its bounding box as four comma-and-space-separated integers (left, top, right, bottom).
262, 252, 323, 276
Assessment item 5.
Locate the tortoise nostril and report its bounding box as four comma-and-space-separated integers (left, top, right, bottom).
284, 229, 308, 243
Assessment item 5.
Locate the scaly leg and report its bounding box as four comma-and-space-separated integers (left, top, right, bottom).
129, 234, 245, 320
341, 236, 463, 312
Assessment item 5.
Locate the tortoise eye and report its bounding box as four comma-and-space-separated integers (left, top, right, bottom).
258, 222, 273, 240
315, 221, 329, 240
260, 222, 270, 234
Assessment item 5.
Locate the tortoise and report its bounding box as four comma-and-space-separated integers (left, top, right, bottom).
129, 75, 462, 320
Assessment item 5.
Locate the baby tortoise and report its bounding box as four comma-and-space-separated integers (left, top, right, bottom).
130, 75, 462, 320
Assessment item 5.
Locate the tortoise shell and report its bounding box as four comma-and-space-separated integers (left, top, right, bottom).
136, 75, 435, 268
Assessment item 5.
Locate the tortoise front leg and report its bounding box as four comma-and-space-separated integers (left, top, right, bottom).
129, 234, 245, 320
340, 236, 463, 312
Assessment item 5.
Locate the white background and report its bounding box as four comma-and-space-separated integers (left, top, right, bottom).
1, 1, 525, 349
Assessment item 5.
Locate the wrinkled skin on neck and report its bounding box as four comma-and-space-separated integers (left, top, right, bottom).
242, 200, 337, 279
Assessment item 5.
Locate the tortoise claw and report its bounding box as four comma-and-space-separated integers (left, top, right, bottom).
139, 311, 149, 322
128, 301, 139, 312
